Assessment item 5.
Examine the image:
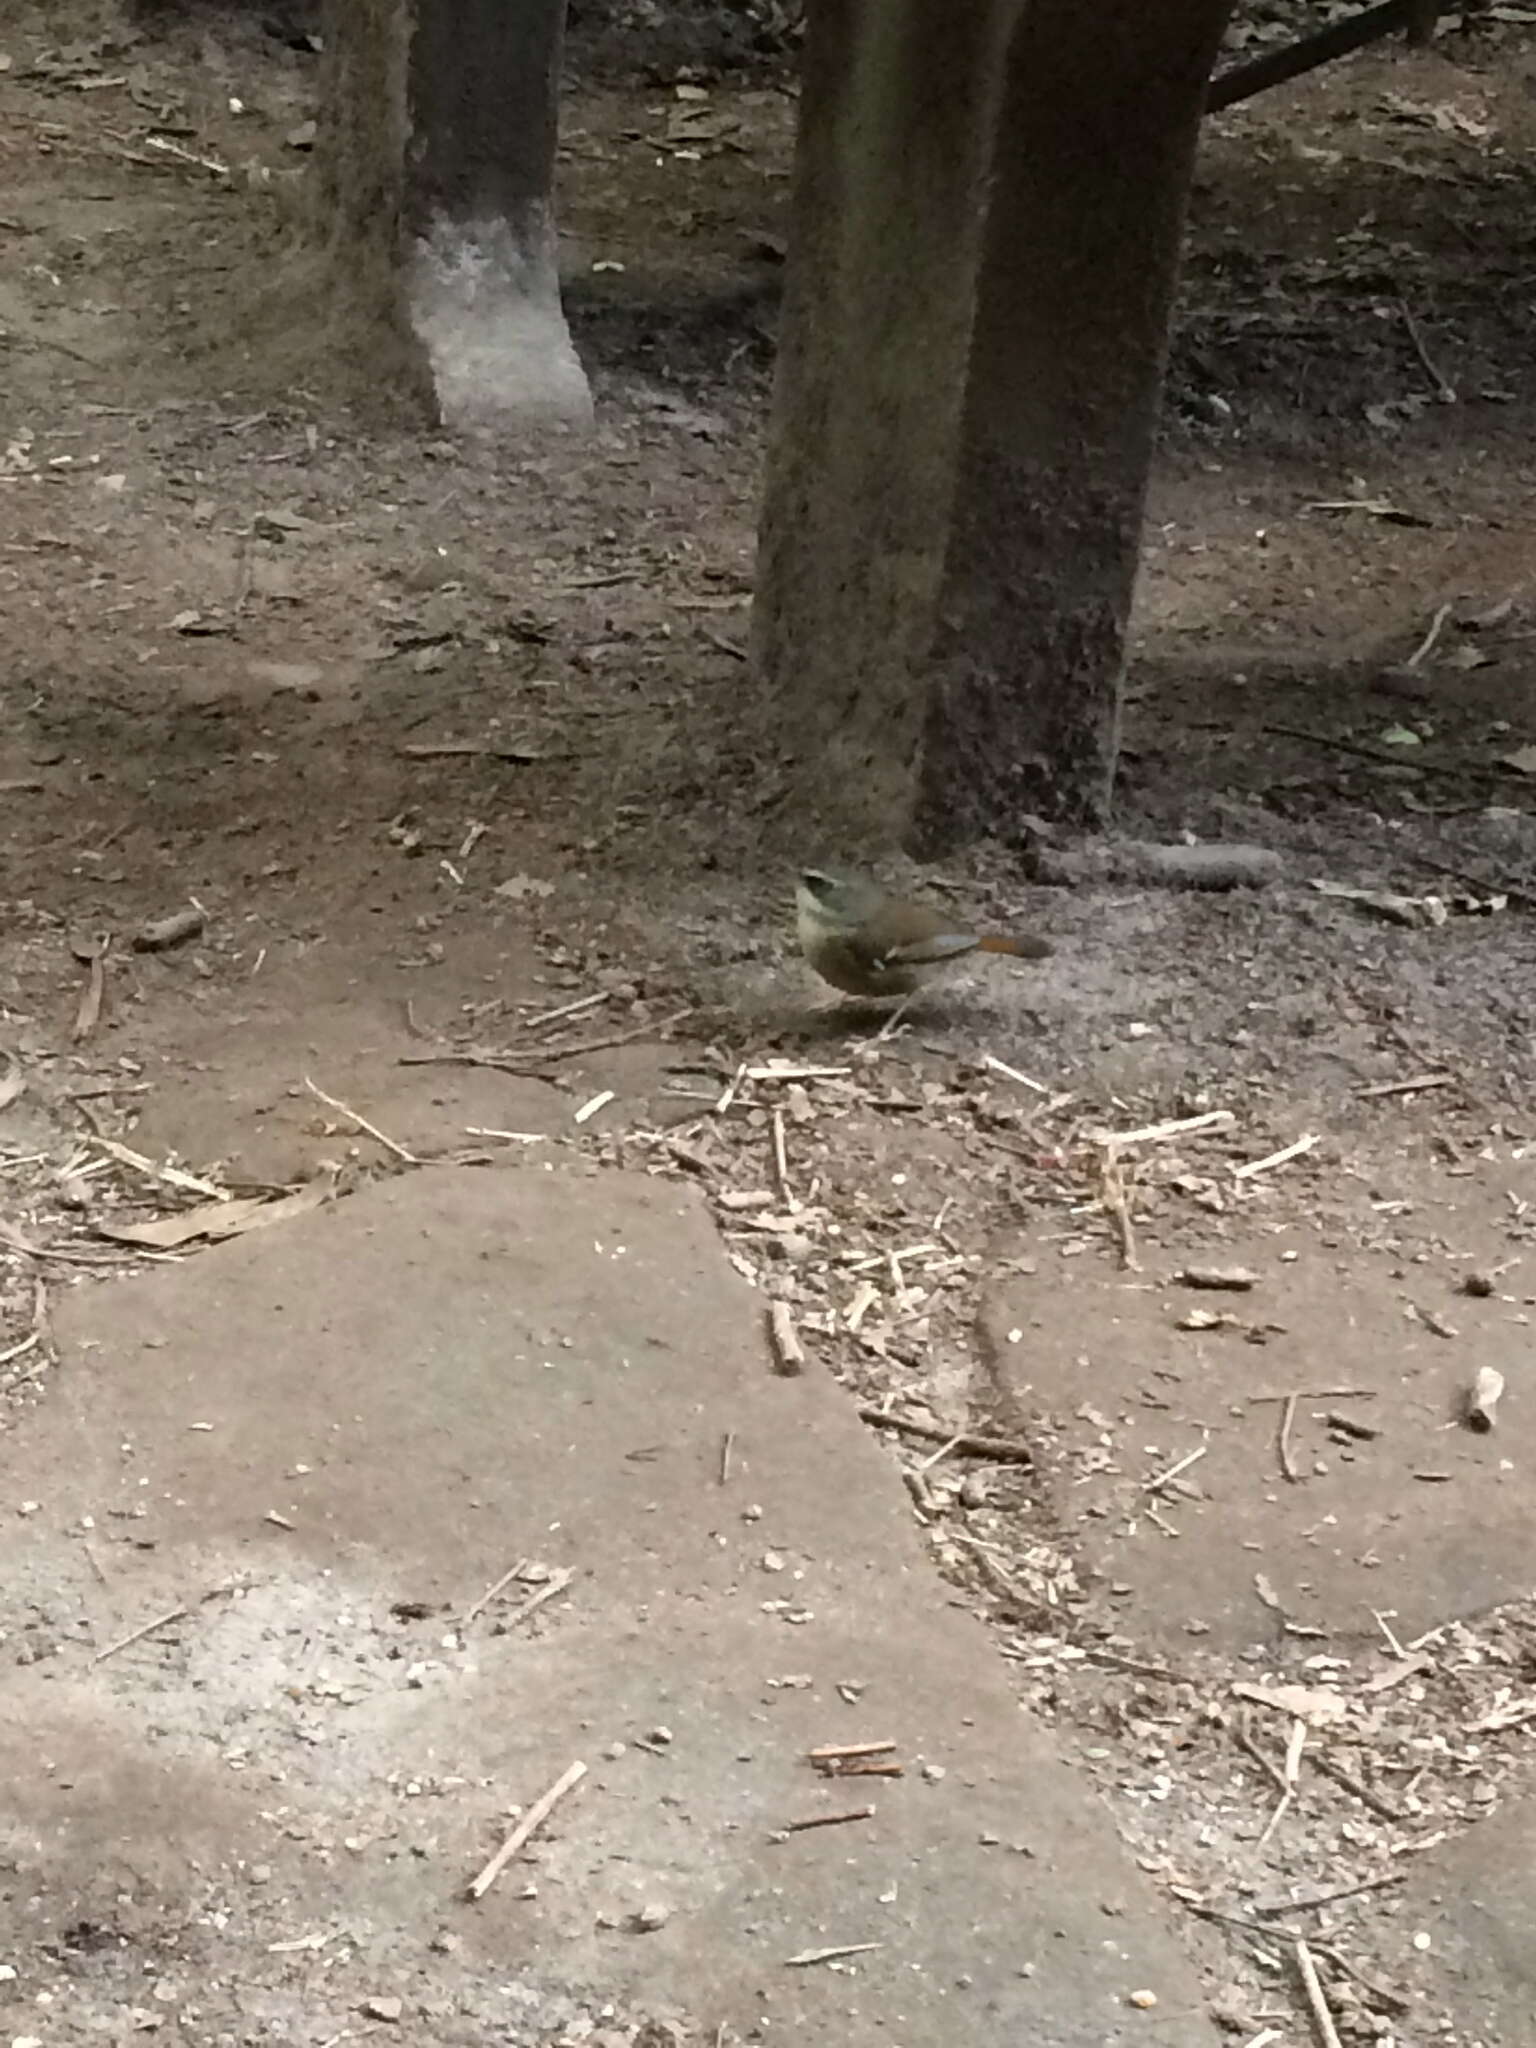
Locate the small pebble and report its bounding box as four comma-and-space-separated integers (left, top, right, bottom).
360, 1996, 403, 2022
1127, 1988, 1158, 2009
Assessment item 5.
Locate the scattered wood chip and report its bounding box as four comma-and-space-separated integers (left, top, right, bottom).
132, 906, 206, 952
1176, 1307, 1238, 1332
767, 1300, 805, 1377
1176, 1265, 1257, 1291
1463, 1365, 1505, 1433
465, 1759, 588, 1900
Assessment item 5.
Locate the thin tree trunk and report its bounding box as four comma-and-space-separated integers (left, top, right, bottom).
751, 0, 1019, 849
913, 0, 1235, 847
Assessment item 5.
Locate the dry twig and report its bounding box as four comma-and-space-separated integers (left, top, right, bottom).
1293, 1938, 1344, 2048
304, 1076, 417, 1164
857, 1407, 1033, 1464
460, 1557, 531, 1630
1277, 1393, 1301, 1483
465, 1759, 588, 1900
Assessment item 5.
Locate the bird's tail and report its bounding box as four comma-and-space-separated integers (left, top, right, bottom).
976, 932, 1053, 961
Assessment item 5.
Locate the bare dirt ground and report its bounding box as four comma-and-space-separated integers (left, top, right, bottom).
4, 2, 1536, 2042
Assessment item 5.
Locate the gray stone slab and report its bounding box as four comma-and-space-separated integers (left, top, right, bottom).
1, 1165, 1219, 2045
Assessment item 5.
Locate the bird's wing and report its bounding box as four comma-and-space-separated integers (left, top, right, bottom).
883, 931, 979, 968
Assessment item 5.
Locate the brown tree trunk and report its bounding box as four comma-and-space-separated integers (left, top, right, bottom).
751, 0, 1019, 852
913, 0, 1235, 847
315, 0, 589, 431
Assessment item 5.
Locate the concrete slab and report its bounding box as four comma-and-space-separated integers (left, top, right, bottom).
1389, 1796, 1536, 2045
983, 1162, 1536, 1654
1, 1165, 1219, 2045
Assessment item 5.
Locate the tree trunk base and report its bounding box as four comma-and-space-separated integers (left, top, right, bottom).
408, 210, 592, 432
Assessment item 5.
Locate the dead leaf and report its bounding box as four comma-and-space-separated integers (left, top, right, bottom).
98, 1176, 336, 1250
493, 874, 555, 901
1232, 1680, 1348, 1728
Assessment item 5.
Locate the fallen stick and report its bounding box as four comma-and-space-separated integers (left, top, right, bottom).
1233, 1134, 1318, 1181
783, 1806, 876, 1834
1277, 1393, 1302, 1483
1144, 1443, 1207, 1494
460, 1556, 531, 1630
1087, 1109, 1234, 1147
401, 1008, 694, 1073
1355, 1072, 1453, 1099
502, 1567, 574, 1627
520, 990, 610, 1031
807, 1740, 896, 1762
1293, 1939, 1345, 2048
92, 1602, 189, 1665
856, 1407, 1033, 1465
981, 1053, 1048, 1095
784, 1942, 883, 1968
1309, 1750, 1403, 1822
465, 1759, 588, 1901
304, 1076, 417, 1164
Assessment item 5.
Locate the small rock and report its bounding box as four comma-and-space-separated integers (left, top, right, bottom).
632, 1901, 671, 1932
360, 1996, 403, 2022
648, 1726, 674, 1746
921, 1762, 946, 1783
1127, 1989, 1158, 2009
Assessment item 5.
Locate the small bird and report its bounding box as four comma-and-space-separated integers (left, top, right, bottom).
795, 865, 1051, 1001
